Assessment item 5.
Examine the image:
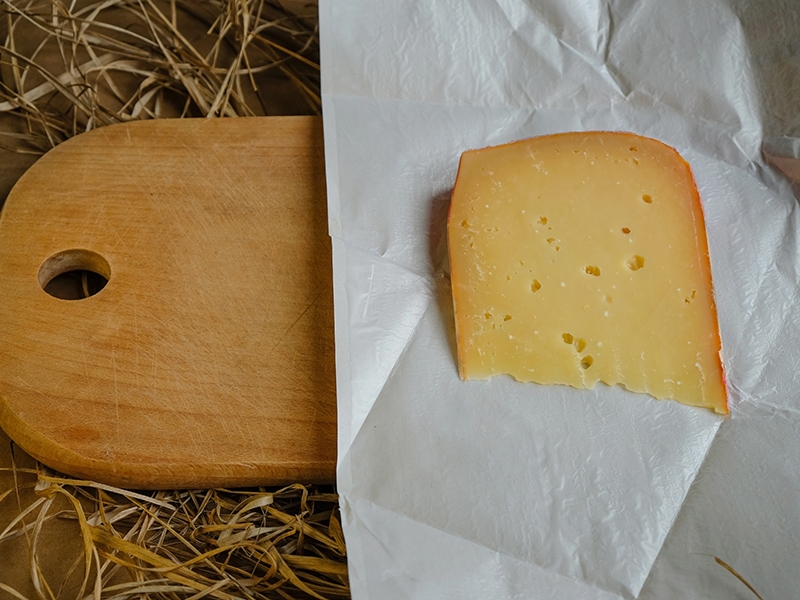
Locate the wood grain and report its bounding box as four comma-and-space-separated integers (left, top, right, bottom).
0, 117, 336, 489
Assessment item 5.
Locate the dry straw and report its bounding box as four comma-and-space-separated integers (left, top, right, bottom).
0, 0, 320, 154
0, 463, 348, 599
0, 1, 346, 598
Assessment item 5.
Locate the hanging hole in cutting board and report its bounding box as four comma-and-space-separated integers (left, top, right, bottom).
38, 249, 111, 300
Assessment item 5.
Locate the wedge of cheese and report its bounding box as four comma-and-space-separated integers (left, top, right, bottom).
447, 132, 728, 414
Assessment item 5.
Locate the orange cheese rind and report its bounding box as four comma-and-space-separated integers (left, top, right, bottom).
447, 131, 728, 415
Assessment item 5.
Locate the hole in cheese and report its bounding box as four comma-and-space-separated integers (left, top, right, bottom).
447, 131, 728, 414
585, 265, 601, 276
627, 255, 645, 271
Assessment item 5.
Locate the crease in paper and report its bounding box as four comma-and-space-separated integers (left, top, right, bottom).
342, 494, 632, 600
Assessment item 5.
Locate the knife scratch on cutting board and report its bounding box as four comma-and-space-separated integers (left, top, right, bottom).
111, 344, 120, 443
269, 287, 327, 354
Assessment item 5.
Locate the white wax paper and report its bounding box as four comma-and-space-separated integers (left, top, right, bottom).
320, 1, 800, 597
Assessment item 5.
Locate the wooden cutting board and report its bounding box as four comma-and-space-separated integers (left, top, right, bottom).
0, 117, 337, 489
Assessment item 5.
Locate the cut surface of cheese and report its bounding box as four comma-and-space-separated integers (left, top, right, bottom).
447, 131, 728, 414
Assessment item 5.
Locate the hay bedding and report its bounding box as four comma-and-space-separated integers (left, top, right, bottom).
0, 0, 320, 148
1, 467, 347, 599
0, 1, 349, 597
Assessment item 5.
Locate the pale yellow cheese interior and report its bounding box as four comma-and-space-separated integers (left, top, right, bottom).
448, 132, 728, 414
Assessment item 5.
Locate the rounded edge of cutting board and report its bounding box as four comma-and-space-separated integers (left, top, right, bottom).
0, 117, 337, 489
0, 395, 336, 489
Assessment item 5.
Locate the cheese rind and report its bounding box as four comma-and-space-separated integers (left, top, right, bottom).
448, 132, 728, 414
